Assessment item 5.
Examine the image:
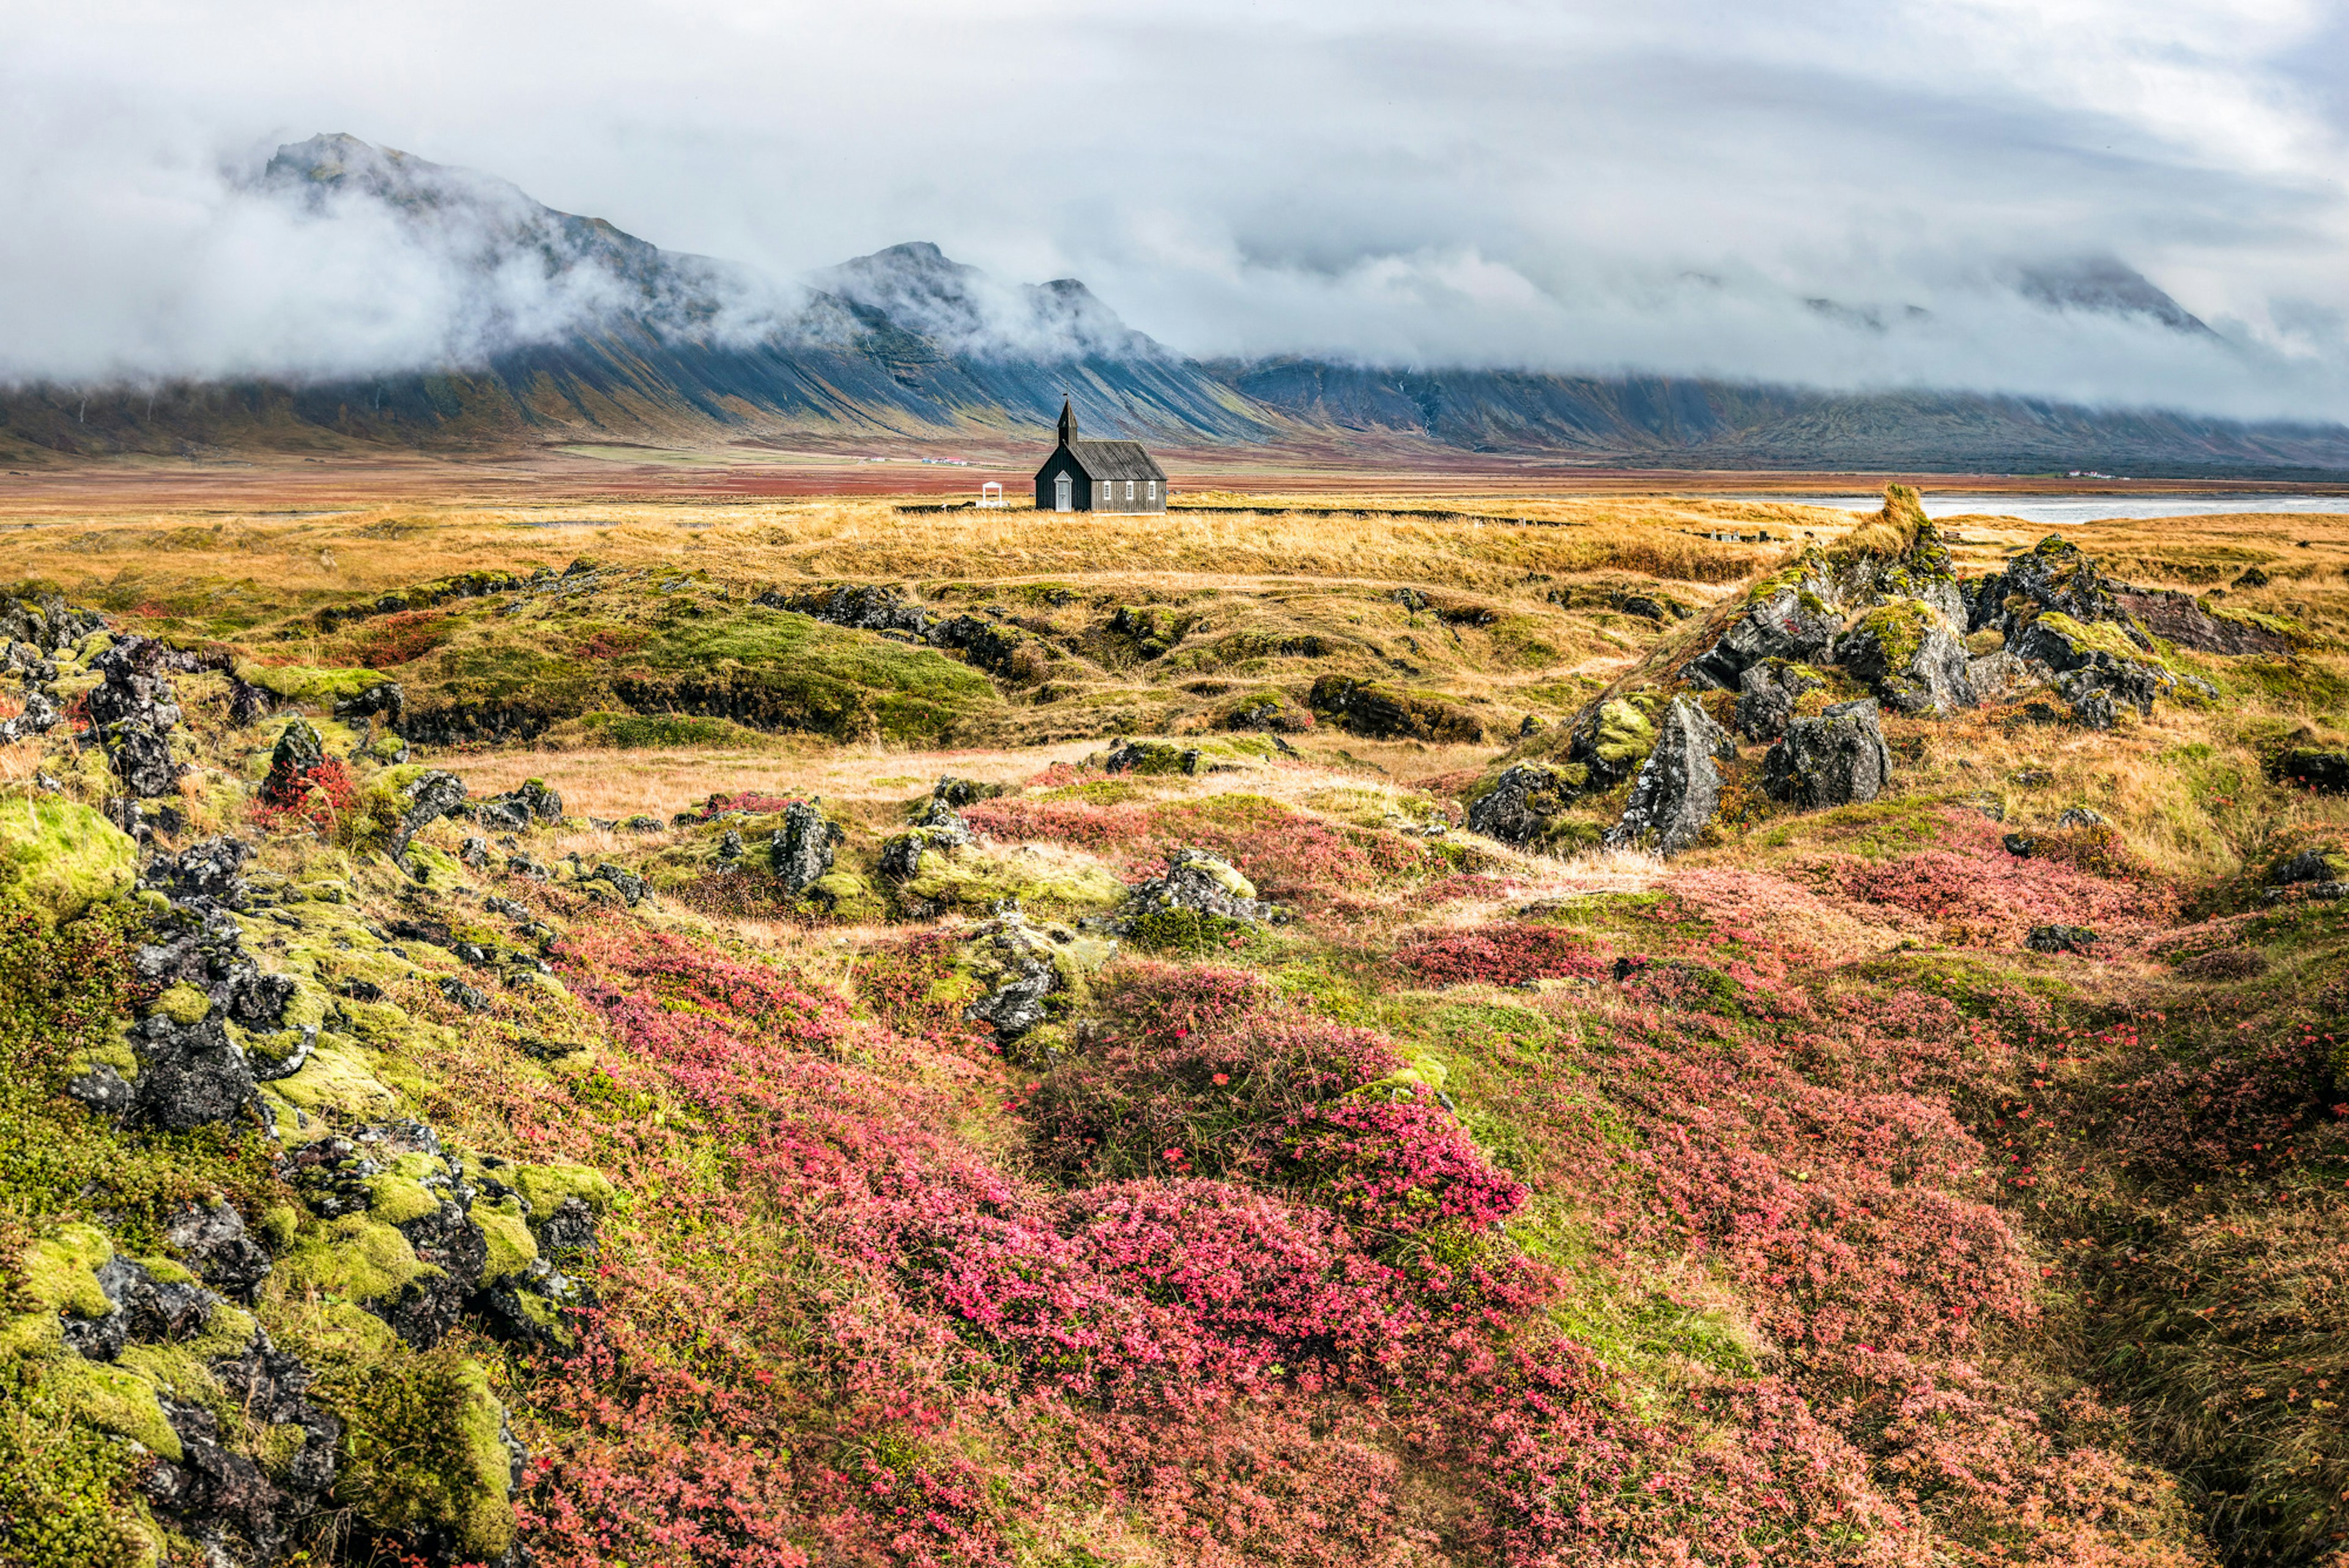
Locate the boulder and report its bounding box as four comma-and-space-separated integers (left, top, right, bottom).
1833, 601, 1975, 715
1733, 660, 1821, 741
143, 836, 252, 905
1683, 563, 1844, 689
2279, 749, 2349, 795
1964, 648, 2054, 704
1603, 697, 1725, 857
955, 913, 1116, 1044
1104, 738, 1200, 776
263, 718, 327, 800
2027, 924, 2098, 954
1566, 696, 1660, 788
2010, 614, 2176, 718
2269, 845, 2349, 886
332, 680, 405, 724
879, 797, 975, 881
165, 1202, 273, 1300
1307, 677, 1486, 743
2056, 808, 2106, 829
1123, 847, 1277, 926
2068, 686, 2118, 730
1761, 698, 1891, 809
2112, 589, 2290, 655
1466, 762, 1586, 848
1968, 535, 2132, 636
770, 801, 842, 893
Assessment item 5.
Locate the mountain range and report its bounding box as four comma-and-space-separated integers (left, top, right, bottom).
4, 132, 2347, 477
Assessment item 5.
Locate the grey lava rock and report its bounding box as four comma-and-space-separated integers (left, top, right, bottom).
2027, 924, 2099, 954
2068, 686, 2119, 730
388, 769, 469, 863
879, 796, 975, 882
143, 836, 253, 905
165, 1202, 273, 1300
1465, 762, 1583, 848
1124, 847, 1277, 924
2055, 807, 2107, 830
770, 800, 842, 894
1734, 660, 1822, 742
759, 582, 931, 638
1833, 602, 1975, 716
332, 679, 404, 724
1104, 738, 1201, 776
1603, 697, 1725, 857
1684, 563, 1844, 690
262, 717, 327, 801
1760, 698, 1891, 809
588, 863, 647, 905
2279, 749, 2349, 795
2268, 845, 2349, 886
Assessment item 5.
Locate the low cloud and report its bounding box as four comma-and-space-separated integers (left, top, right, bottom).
4, 0, 2347, 418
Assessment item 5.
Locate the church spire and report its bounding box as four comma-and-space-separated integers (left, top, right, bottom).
1057, 396, 1075, 447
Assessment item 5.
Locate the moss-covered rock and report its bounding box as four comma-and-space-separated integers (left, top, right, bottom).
0, 798, 136, 929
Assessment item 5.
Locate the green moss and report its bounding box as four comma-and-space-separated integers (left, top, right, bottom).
235, 663, 393, 706
2032, 611, 2167, 669
327, 1350, 517, 1561
807, 869, 886, 921
0, 1370, 157, 1568
901, 847, 1128, 918
264, 1032, 401, 1119
510, 1161, 615, 1224
565, 711, 779, 750
1591, 697, 1658, 768
363, 1156, 448, 1225
1129, 906, 1255, 955
48, 1358, 181, 1462
0, 799, 137, 930
21, 1225, 116, 1317
471, 1195, 538, 1284
1850, 600, 1935, 670
146, 983, 210, 1027
276, 1213, 435, 1306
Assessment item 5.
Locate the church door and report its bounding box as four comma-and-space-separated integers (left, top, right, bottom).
1055, 474, 1072, 512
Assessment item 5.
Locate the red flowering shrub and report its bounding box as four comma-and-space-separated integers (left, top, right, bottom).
1394, 921, 1606, 988
349, 608, 453, 667
855, 932, 992, 1050
692, 790, 798, 818
574, 625, 651, 660
250, 756, 358, 834
1024, 964, 1400, 1181
1279, 1090, 1528, 1237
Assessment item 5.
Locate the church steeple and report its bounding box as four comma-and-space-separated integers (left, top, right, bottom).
1057, 397, 1075, 448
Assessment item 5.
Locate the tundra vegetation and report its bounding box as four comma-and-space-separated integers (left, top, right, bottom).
4, 485, 2349, 1567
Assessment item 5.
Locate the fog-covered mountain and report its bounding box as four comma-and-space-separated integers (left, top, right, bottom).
3, 133, 2345, 476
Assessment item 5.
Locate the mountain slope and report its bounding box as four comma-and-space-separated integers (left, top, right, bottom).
2, 133, 2347, 476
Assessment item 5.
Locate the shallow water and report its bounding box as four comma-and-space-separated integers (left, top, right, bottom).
1751, 494, 2349, 526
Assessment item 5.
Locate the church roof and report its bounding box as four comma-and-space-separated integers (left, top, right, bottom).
1039, 396, 1166, 484
1061, 439, 1165, 483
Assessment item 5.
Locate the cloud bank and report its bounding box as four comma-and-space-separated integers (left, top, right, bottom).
2, 0, 2346, 417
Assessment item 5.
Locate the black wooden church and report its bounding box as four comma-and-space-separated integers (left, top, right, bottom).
1032, 399, 1168, 513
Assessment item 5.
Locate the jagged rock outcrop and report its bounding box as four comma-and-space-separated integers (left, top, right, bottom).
90, 634, 193, 800
770, 800, 842, 893
1123, 847, 1278, 927
1104, 738, 1201, 776
880, 793, 976, 881
1833, 602, 1975, 715
1682, 555, 1845, 690
1761, 699, 1891, 809
1466, 762, 1584, 848
1603, 697, 1726, 857
1734, 660, 1822, 741
954, 913, 1115, 1044
2279, 749, 2349, 795
760, 582, 932, 638
475, 778, 563, 833
1307, 676, 1486, 743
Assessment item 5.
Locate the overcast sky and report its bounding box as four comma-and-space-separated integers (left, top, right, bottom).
4, 0, 2347, 416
